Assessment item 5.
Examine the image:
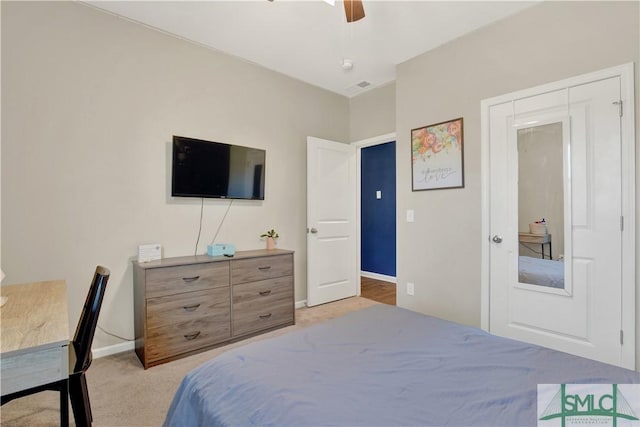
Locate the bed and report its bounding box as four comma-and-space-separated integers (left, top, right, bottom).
518, 255, 565, 288
164, 304, 639, 426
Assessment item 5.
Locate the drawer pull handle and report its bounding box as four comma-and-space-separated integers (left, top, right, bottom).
182, 276, 200, 283
183, 331, 201, 340
259, 290, 272, 296
258, 266, 271, 271
183, 304, 201, 312
259, 313, 273, 319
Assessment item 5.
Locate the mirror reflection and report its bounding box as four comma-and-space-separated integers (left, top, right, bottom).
517, 122, 565, 288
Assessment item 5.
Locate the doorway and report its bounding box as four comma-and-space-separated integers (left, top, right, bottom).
480, 63, 635, 369
357, 134, 397, 306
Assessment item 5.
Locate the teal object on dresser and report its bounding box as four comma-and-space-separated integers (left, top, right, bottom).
207, 243, 235, 257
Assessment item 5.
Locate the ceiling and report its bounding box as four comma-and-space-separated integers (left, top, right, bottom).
85, 1, 538, 98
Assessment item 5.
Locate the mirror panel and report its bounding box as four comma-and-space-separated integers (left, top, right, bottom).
517, 122, 565, 289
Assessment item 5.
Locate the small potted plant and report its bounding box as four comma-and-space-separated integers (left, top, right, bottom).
260, 229, 279, 250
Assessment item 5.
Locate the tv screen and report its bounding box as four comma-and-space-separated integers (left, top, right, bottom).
172, 136, 265, 200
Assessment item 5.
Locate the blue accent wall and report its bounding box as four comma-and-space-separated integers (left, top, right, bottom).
361, 141, 396, 277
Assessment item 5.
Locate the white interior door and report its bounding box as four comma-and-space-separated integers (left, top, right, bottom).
485, 67, 635, 369
307, 137, 357, 307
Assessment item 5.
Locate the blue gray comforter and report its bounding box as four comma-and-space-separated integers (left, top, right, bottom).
164, 304, 639, 426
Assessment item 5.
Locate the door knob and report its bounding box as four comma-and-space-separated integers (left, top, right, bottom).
492, 235, 503, 243
310, 228, 318, 234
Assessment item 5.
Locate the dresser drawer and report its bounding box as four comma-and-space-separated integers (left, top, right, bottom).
134, 250, 294, 368
231, 254, 293, 285
146, 314, 231, 363
146, 262, 229, 298
146, 287, 230, 330
232, 276, 293, 336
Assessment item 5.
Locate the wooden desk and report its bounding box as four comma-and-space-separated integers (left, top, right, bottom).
518, 232, 552, 259
1, 280, 69, 424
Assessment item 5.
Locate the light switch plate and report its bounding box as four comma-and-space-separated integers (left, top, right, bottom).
406, 209, 415, 222
376, 190, 382, 199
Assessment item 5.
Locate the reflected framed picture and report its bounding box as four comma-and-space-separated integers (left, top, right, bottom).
411, 117, 464, 191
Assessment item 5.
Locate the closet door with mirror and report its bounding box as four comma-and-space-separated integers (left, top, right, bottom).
481, 63, 635, 369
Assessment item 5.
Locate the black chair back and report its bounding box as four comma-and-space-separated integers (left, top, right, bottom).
72, 266, 110, 373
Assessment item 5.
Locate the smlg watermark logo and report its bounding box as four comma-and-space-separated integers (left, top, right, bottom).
538, 384, 640, 426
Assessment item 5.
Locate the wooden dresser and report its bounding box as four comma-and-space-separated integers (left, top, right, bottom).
133, 249, 294, 368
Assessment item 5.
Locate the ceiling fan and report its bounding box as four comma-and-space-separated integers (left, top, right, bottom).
269, 0, 365, 23
343, 0, 365, 23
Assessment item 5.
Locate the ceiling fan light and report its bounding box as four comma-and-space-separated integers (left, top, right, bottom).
322, 0, 336, 6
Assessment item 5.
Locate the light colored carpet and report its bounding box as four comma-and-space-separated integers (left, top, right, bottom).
0, 296, 378, 426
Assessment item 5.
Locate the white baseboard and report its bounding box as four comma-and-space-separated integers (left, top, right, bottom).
360, 271, 396, 283
93, 341, 135, 359
295, 299, 307, 309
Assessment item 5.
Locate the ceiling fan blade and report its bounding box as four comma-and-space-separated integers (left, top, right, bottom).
344, 0, 365, 23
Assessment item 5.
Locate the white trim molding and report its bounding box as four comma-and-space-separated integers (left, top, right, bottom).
360, 271, 397, 284
93, 341, 135, 359
353, 132, 396, 149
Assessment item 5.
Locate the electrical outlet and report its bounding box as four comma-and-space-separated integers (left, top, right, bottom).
407, 282, 415, 296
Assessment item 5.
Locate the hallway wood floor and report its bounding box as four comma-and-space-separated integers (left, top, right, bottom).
361, 276, 396, 305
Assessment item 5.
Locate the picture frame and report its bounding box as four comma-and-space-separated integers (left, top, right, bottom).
411, 117, 464, 191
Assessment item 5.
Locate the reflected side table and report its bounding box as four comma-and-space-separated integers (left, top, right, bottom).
518, 232, 552, 260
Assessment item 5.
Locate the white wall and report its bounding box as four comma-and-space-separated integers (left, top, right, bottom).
349, 83, 396, 142
1, 2, 349, 348
395, 0, 639, 340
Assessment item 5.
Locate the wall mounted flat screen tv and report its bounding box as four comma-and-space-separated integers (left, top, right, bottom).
172, 136, 265, 200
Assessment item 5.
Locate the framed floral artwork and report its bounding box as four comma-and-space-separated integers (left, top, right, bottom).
411, 117, 464, 191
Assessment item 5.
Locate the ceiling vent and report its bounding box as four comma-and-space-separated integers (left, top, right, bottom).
344, 80, 373, 96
